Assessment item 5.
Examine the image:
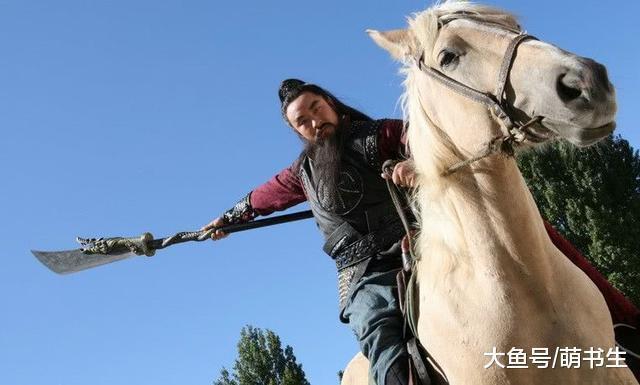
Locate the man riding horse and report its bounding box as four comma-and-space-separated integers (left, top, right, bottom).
202, 79, 639, 385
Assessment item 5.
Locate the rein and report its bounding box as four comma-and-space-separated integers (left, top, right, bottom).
382, 159, 416, 268
381, 159, 450, 384
414, 17, 543, 176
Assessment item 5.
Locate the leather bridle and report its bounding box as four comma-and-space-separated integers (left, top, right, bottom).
414, 16, 544, 176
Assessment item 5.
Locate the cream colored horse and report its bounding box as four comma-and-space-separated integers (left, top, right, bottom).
343, 1, 637, 385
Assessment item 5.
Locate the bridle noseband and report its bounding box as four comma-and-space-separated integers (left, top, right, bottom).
414, 16, 543, 176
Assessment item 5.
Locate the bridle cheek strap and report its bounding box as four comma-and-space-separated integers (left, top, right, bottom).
415, 30, 540, 175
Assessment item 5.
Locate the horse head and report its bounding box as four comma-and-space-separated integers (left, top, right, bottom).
369, 1, 616, 177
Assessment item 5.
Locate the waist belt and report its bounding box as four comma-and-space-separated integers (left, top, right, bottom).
324, 220, 405, 271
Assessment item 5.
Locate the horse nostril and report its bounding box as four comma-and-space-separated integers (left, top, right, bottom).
593, 62, 612, 93
556, 72, 584, 103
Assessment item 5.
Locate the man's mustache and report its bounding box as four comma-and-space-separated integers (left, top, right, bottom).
314, 123, 336, 140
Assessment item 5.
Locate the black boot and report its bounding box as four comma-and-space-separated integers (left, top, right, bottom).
385, 356, 411, 385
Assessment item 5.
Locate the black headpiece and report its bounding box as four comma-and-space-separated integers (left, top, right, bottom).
278, 78, 373, 126
279, 78, 311, 122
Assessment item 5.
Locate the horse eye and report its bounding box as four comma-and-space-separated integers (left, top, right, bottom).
438, 50, 459, 69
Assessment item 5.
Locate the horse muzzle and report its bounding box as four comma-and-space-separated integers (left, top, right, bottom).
529, 56, 617, 147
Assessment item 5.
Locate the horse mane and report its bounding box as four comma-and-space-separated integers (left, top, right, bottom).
400, 1, 524, 281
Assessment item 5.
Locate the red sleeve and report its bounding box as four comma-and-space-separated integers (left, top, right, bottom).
249, 164, 307, 216
378, 119, 408, 161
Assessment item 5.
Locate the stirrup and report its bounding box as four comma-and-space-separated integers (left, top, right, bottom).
614, 323, 640, 378
614, 323, 640, 359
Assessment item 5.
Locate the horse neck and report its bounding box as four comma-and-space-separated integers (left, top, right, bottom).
416, 154, 554, 279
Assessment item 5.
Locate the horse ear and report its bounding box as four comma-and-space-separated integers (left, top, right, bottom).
367, 29, 415, 62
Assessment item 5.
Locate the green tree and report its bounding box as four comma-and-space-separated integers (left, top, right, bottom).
214, 326, 310, 385
517, 135, 640, 305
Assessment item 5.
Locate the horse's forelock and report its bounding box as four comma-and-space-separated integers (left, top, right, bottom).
407, 1, 521, 62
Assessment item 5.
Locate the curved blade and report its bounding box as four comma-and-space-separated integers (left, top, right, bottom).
31, 248, 135, 275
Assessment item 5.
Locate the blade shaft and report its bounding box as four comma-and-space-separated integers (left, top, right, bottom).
32, 210, 315, 274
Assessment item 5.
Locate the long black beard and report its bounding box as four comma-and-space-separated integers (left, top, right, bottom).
302, 122, 349, 203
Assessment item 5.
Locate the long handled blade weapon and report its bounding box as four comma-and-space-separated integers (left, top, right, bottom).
31, 210, 314, 275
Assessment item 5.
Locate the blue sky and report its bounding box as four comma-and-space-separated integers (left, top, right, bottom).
1, 1, 638, 384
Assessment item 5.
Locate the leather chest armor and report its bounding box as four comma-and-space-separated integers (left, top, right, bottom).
299, 120, 405, 315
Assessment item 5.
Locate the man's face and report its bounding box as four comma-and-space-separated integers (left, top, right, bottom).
286, 91, 340, 142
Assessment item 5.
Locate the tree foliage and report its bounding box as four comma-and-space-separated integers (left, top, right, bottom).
517, 135, 640, 305
214, 326, 310, 385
